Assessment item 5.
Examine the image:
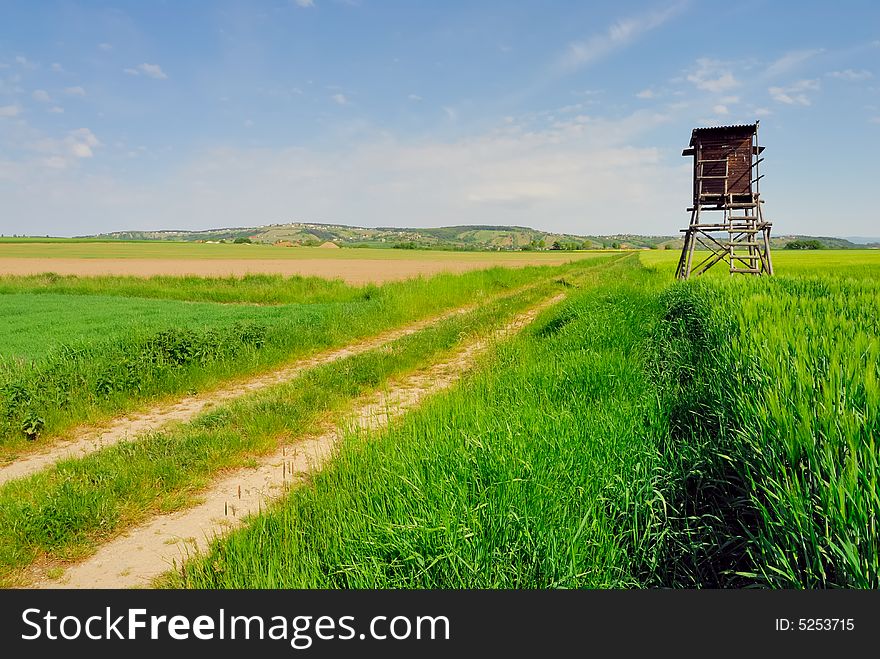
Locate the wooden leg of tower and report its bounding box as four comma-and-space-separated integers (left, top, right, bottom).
684, 228, 698, 279
676, 230, 691, 279
762, 226, 774, 275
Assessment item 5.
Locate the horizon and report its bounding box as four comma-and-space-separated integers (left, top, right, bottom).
1, 1, 878, 237
3, 219, 878, 244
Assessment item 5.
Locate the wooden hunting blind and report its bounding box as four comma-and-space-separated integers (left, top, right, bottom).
676, 121, 774, 279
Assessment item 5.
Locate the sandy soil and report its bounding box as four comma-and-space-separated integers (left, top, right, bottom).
0, 299, 491, 487
0, 256, 577, 284
34, 293, 564, 589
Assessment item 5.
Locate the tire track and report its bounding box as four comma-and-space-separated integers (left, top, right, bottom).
0, 291, 529, 487
34, 293, 564, 589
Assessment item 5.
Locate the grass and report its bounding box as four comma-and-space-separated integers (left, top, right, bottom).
0, 260, 613, 456
652, 273, 880, 587
1, 247, 875, 589
639, 248, 880, 279
165, 253, 880, 590
165, 257, 671, 588
0, 272, 360, 306
0, 277, 568, 587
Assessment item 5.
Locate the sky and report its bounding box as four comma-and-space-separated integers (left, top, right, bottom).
0, 0, 878, 238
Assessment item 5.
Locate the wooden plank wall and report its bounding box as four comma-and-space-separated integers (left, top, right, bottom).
694, 129, 754, 198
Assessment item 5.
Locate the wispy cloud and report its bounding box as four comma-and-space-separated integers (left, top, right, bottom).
124, 63, 168, 79
687, 58, 739, 92
32, 89, 52, 102
49, 106, 64, 114
557, 1, 686, 71
98, 43, 113, 51
50, 63, 64, 73
828, 68, 872, 81
407, 93, 423, 102
14, 55, 36, 69
0, 104, 21, 117
636, 89, 655, 99
331, 93, 348, 105
769, 79, 820, 105
764, 48, 824, 77
293, 0, 315, 7
64, 86, 86, 96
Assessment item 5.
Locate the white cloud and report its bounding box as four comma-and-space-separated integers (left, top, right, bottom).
140, 63, 167, 79
769, 79, 819, 105
407, 93, 423, 101
558, 1, 685, 71
293, 0, 315, 7
712, 104, 729, 115
442, 106, 458, 121
65, 128, 100, 158
244, 119, 254, 127
754, 107, 772, 116
49, 106, 64, 114
51, 63, 64, 73
764, 49, 824, 77
0, 104, 21, 117
125, 63, 168, 79
828, 69, 872, 81
98, 43, 113, 51
635, 89, 655, 99
687, 58, 739, 92
64, 86, 86, 96
14, 55, 34, 68
331, 93, 348, 105
32, 89, 51, 102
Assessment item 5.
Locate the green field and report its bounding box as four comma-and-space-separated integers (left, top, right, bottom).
0, 261, 600, 459
640, 248, 880, 279
0, 239, 607, 262
0, 249, 876, 589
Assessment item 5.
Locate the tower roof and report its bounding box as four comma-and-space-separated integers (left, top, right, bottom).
687, 122, 759, 147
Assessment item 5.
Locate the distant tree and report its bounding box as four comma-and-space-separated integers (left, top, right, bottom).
611, 241, 621, 249
550, 240, 563, 250
786, 239, 823, 250
233, 237, 252, 244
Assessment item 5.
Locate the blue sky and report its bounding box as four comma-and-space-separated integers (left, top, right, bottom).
1, 0, 878, 237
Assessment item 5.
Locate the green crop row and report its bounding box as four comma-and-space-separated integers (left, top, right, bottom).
652, 274, 879, 587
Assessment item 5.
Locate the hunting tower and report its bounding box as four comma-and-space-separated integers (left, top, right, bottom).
676, 121, 773, 279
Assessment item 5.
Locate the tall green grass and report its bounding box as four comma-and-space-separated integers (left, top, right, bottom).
167, 258, 880, 589
165, 258, 672, 588
652, 273, 880, 587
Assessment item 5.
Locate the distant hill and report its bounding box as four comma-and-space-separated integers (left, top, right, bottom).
82, 223, 873, 252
